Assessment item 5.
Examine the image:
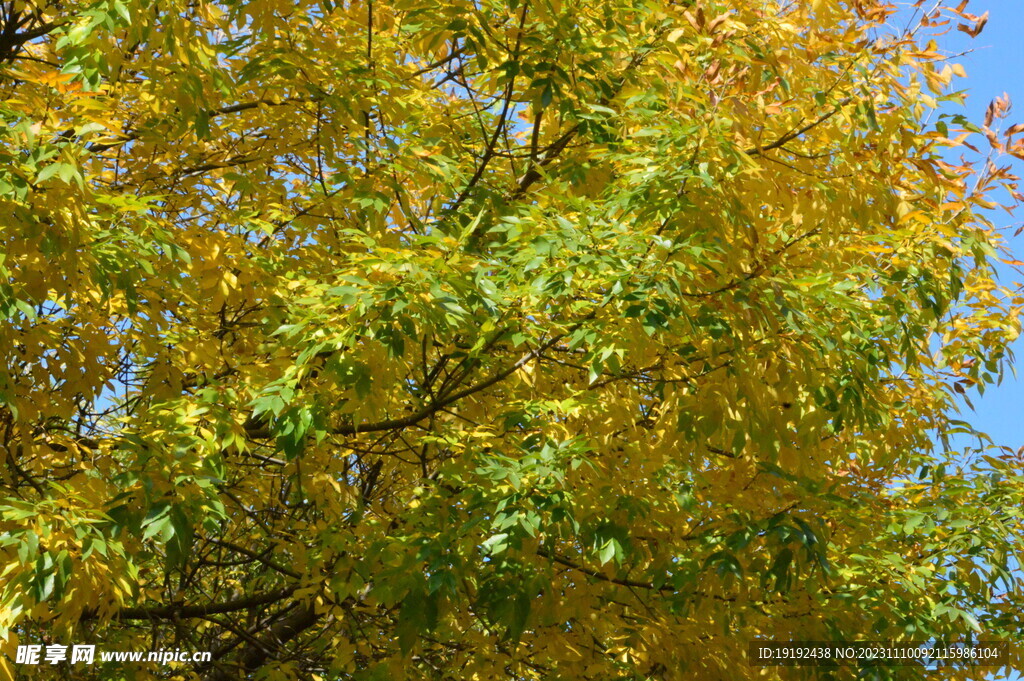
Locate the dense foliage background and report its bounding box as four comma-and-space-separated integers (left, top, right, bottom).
1, 0, 1023, 679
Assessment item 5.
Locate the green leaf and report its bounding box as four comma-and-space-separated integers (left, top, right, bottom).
36, 163, 62, 183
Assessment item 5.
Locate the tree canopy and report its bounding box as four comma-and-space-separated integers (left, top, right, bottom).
1, 0, 1024, 679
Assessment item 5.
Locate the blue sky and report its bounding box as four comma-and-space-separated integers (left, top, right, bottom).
906, 2, 1023, 680
934, 0, 1024, 448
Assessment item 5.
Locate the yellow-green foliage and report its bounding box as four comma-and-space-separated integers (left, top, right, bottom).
0, 0, 1022, 679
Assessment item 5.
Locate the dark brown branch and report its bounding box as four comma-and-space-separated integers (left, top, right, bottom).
467, 26, 669, 244
678, 225, 822, 298
205, 603, 319, 681
0, 16, 63, 64
331, 333, 564, 436
745, 98, 852, 157
81, 587, 297, 621
537, 547, 674, 593
408, 42, 467, 78
445, 2, 530, 216
86, 98, 315, 153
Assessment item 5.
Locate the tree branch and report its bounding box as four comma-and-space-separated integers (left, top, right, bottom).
81, 587, 297, 621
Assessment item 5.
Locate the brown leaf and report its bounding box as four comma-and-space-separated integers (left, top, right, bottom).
705, 60, 721, 82
957, 10, 988, 37
982, 94, 1011, 128
996, 92, 1012, 117
708, 14, 729, 32
984, 128, 1000, 150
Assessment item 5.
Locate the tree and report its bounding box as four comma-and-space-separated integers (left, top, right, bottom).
1, 0, 1023, 678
